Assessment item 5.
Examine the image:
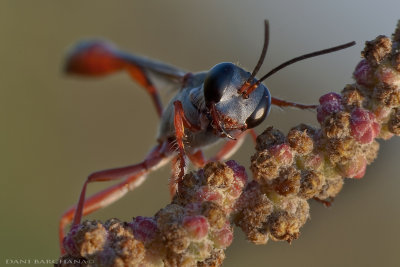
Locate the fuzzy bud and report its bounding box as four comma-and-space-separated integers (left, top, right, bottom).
353, 59, 376, 87
317, 93, 343, 123
350, 108, 380, 144
182, 215, 209, 240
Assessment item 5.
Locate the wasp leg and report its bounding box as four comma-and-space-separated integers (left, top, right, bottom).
188, 150, 207, 168
172, 129, 256, 197
187, 130, 254, 170
59, 142, 172, 254
247, 129, 258, 144
65, 40, 185, 117
188, 128, 257, 168
271, 96, 318, 110
210, 131, 248, 162
169, 101, 201, 195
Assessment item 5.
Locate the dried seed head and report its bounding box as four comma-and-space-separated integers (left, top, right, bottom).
61, 220, 146, 266
267, 198, 309, 243
272, 167, 301, 197
197, 250, 225, 267
341, 84, 365, 108
251, 150, 281, 181
63, 220, 108, 258
234, 181, 273, 244
316, 176, 344, 199
299, 170, 325, 199
373, 83, 400, 107
204, 161, 234, 188
391, 52, 400, 72
201, 201, 227, 229
162, 224, 191, 254
362, 35, 392, 66
325, 137, 358, 164
388, 108, 400, 135
323, 111, 351, 139
255, 126, 286, 151
363, 140, 380, 164
392, 20, 400, 43
287, 128, 314, 155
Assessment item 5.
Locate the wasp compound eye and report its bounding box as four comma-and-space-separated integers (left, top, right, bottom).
246, 89, 271, 129
204, 62, 236, 106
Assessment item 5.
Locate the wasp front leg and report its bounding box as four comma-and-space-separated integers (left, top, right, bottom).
188, 129, 257, 168
169, 100, 201, 195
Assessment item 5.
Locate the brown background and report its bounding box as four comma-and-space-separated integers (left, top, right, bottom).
1, 1, 399, 266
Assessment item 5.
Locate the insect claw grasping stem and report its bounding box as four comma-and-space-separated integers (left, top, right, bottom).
221, 126, 236, 140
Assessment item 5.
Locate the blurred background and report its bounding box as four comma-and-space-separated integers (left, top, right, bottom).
1, 1, 399, 266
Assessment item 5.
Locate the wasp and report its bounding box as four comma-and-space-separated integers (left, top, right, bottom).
59, 20, 355, 251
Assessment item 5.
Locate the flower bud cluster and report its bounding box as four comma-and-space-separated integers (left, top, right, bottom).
58, 161, 247, 266
58, 22, 400, 267
245, 26, 400, 245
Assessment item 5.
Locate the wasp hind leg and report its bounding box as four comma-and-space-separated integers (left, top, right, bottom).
59, 143, 171, 254
65, 40, 186, 117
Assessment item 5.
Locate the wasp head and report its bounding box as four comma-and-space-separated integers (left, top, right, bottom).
203, 62, 271, 137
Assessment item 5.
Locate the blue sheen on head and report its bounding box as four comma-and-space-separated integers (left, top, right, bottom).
203, 62, 271, 129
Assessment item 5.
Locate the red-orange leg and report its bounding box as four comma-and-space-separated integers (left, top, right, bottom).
169, 101, 201, 195
271, 96, 318, 109
59, 143, 172, 254
188, 150, 206, 168
210, 130, 249, 162
187, 128, 257, 169
65, 41, 164, 117
171, 128, 256, 198
247, 129, 258, 144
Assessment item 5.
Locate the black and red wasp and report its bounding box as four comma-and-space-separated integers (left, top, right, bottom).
59, 20, 355, 252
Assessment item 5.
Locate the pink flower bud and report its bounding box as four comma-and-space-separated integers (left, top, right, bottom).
317, 93, 343, 123
182, 215, 209, 240
377, 65, 400, 87
298, 153, 323, 170
130, 216, 158, 243
225, 161, 248, 199
196, 186, 223, 203
373, 106, 392, 121
269, 144, 293, 166
62, 224, 81, 257
226, 160, 248, 185
338, 156, 367, 179
350, 108, 380, 144
353, 59, 375, 87
211, 223, 233, 249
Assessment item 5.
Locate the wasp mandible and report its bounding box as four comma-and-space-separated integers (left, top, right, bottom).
59, 20, 355, 251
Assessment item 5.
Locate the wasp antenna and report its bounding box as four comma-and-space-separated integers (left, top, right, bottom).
253, 41, 356, 87
239, 20, 269, 96
250, 20, 270, 78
